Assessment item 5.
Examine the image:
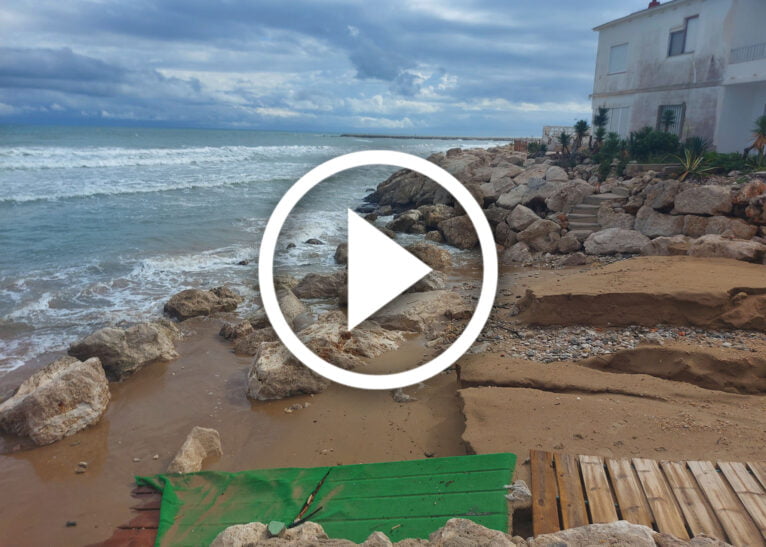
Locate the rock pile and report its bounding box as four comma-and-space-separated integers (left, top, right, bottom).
365, 147, 766, 265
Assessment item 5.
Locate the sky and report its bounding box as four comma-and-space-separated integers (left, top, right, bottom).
0, 0, 652, 136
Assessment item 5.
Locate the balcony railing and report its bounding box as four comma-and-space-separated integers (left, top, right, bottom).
730, 42, 766, 64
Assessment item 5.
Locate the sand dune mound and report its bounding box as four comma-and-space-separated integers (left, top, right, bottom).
515, 256, 766, 330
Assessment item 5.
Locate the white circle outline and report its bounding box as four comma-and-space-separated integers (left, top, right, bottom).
258, 150, 498, 390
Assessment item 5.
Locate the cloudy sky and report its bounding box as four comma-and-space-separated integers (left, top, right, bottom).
1, 0, 651, 136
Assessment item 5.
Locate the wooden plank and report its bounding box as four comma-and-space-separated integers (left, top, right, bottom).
719, 462, 766, 539
579, 455, 618, 524
661, 461, 725, 539
530, 450, 561, 534
130, 497, 162, 511
554, 453, 589, 529
633, 458, 689, 539
750, 463, 766, 492
606, 458, 654, 528
117, 511, 160, 530
688, 460, 764, 546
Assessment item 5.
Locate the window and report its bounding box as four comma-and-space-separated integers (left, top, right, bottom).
608, 43, 628, 74
606, 106, 630, 137
657, 104, 685, 135
668, 16, 699, 56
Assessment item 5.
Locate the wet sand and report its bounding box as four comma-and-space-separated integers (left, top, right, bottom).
0, 318, 465, 545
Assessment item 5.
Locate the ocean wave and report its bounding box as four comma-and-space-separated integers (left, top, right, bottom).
0, 144, 335, 170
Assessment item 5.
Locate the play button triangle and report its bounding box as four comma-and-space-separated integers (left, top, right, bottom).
347, 209, 432, 331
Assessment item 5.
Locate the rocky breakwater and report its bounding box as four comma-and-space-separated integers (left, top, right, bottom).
364, 146, 766, 266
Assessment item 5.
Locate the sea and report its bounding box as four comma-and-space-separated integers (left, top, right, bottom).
0, 125, 505, 375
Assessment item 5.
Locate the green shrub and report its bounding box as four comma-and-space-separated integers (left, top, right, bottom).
627, 127, 680, 162
703, 152, 748, 174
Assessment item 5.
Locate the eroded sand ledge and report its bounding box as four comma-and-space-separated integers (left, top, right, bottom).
515, 256, 766, 330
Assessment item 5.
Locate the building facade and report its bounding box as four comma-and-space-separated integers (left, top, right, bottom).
591, 0, 766, 153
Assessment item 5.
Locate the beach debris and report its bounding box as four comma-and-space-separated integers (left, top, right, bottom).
167, 426, 222, 474
266, 521, 286, 537
65, 521, 77, 528
164, 286, 243, 321
133, 457, 141, 463
152, 454, 159, 460
0, 356, 110, 446
75, 461, 88, 474
504, 480, 532, 505
391, 389, 417, 403
69, 320, 181, 381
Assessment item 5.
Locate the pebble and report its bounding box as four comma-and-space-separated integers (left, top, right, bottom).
132, 457, 141, 463
480, 323, 762, 363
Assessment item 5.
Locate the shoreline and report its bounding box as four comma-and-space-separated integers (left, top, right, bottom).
340, 133, 518, 141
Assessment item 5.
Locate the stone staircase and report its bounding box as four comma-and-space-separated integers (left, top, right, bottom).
567, 192, 629, 236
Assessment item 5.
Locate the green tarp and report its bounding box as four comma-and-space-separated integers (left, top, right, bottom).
137, 453, 516, 546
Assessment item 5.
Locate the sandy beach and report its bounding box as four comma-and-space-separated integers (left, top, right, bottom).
1, 255, 765, 544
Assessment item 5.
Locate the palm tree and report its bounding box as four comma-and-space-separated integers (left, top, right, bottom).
592, 107, 609, 150
573, 120, 590, 152
660, 108, 677, 133
744, 115, 766, 161
558, 131, 571, 155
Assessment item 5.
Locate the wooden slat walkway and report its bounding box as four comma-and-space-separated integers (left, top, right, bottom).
92, 486, 160, 547
531, 450, 766, 546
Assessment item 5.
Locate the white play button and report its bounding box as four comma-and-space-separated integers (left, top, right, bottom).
346, 209, 432, 330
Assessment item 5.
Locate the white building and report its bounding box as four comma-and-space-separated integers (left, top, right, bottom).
591, 0, 766, 153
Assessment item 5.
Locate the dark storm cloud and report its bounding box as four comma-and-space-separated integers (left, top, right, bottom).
0, 0, 653, 133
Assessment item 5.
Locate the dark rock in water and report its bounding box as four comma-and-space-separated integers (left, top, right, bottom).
364, 213, 378, 222
164, 287, 243, 321
236, 259, 251, 266
355, 203, 376, 214
334, 243, 348, 265
286, 242, 296, 250
219, 320, 253, 341
305, 238, 324, 245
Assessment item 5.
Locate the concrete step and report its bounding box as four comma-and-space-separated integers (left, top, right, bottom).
571, 204, 600, 211
568, 221, 601, 230
583, 193, 627, 206
567, 213, 598, 221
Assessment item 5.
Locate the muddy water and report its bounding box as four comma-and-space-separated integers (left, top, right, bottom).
0, 318, 465, 545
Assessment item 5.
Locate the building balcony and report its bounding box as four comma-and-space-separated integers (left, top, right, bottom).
725, 42, 766, 85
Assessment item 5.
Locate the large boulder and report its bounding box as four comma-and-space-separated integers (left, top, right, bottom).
528, 521, 656, 546
293, 272, 345, 300
69, 321, 180, 381
481, 164, 524, 201
598, 204, 635, 230
248, 312, 405, 400
674, 185, 732, 216
641, 235, 693, 256
0, 356, 109, 445
417, 204, 456, 229
584, 228, 650, 255
386, 209, 422, 233
513, 164, 548, 185
745, 194, 766, 225
634, 205, 684, 237
437, 215, 478, 249
372, 290, 471, 332
166, 426, 223, 474
429, 518, 516, 545
516, 219, 561, 253
544, 165, 568, 182
405, 242, 452, 271
233, 327, 278, 355
704, 216, 758, 239
164, 287, 243, 321
494, 221, 518, 248
644, 179, 681, 211
687, 234, 766, 263
733, 179, 766, 205
502, 242, 533, 264
211, 522, 343, 547
247, 341, 331, 400
497, 178, 562, 210
507, 205, 540, 231
545, 180, 594, 213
